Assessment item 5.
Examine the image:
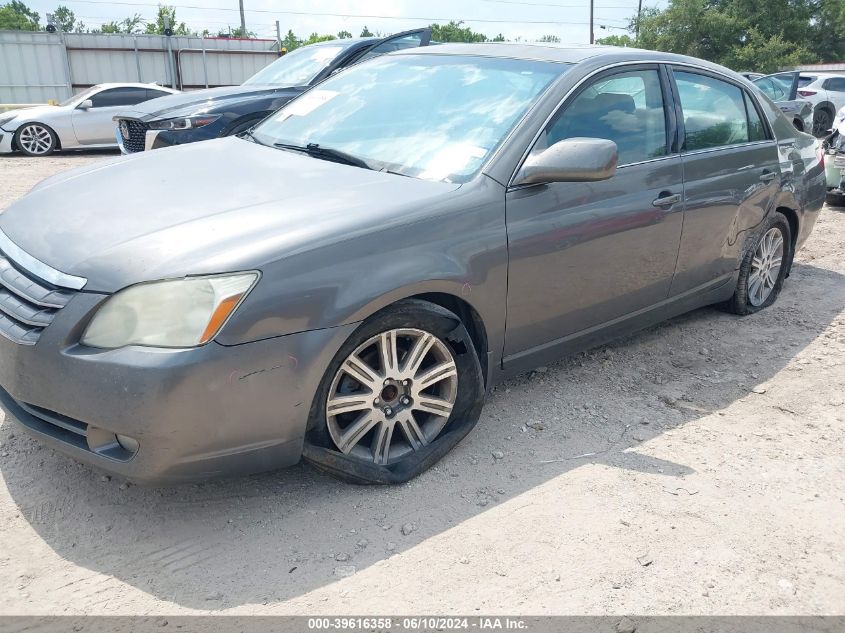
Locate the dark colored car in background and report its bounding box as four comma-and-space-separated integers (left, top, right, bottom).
752, 72, 814, 133
114, 28, 431, 153
0, 45, 825, 485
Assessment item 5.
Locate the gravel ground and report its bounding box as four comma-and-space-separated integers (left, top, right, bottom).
0, 151, 843, 615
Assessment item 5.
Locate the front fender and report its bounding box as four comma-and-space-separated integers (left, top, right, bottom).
216, 176, 508, 357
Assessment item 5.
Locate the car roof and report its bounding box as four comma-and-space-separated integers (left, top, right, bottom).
391, 42, 739, 73
93, 82, 177, 90
800, 72, 845, 78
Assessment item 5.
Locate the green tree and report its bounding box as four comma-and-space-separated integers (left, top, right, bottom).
52, 5, 83, 32
633, 0, 821, 71
144, 5, 189, 35
337, 29, 352, 39
0, 0, 39, 30
538, 34, 560, 43
596, 33, 634, 47
302, 32, 335, 45
491, 33, 506, 42
360, 25, 373, 37
281, 28, 300, 51
429, 20, 486, 43
97, 14, 143, 34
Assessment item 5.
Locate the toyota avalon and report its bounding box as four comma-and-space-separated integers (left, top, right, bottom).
0, 44, 825, 484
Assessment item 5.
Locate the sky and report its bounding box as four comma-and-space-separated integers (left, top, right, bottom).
23, 0, 666, 43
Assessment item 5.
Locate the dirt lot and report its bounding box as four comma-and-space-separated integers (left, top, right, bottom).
0, 151, 843, 616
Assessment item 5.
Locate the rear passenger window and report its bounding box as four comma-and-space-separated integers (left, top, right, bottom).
674, 71, 751, 151
744, 93, 768, 141
541, 68, 668, 165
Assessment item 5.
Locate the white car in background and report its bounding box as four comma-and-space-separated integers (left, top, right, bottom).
794, 72, 845, 136
0, 83, 179, 156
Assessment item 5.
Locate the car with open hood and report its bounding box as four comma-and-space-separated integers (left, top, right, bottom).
113, 29, 431, 153
0, 44, 825, 485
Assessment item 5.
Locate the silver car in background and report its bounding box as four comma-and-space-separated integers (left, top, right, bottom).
0, 83, 178, 156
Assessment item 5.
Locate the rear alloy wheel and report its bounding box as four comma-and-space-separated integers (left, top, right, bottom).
747, 227, 784, 307
812, 109, 832, 137
326, 328, 459, 465
725, 211, 792, 315
15, 123, 57, 156
303, 299, 484, 484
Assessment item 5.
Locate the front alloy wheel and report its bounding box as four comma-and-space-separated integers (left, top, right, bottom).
16, 123, 56, 156
326, 328, 459, 465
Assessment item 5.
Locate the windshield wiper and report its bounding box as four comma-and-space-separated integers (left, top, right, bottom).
273, 142, 377, 170
238, 128, 265, 146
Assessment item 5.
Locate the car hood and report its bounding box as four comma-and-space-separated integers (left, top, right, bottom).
1, 104, 61, 127
118, 84, 301, 120
0, 137, 459, 292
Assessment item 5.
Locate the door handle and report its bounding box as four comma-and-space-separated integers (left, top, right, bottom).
760, 171, 777, 182
652, 192, 682, 207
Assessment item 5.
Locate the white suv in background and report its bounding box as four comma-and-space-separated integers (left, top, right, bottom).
794, 72, 845, 136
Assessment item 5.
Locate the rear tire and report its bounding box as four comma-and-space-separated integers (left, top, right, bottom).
725, 211, 793, 316
302, 299, 484, 484
826, 192, 845, 207
813, 108, 833, 137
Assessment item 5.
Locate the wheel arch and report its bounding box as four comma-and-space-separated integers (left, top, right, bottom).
342, 287, 492, 389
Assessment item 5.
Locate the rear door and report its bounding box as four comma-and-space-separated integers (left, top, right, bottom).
668, 68, 780, 296
71, 87, 152, 145
504, 65, 685, 359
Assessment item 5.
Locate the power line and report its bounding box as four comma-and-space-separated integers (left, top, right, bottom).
481, 0, 637, 8
57, 0, 613, 25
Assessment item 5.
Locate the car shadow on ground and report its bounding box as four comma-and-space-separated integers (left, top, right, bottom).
1, 262, 843, 610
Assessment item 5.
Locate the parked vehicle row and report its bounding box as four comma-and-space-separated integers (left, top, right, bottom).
114, 28, 432, 154
753, 71, 845, 137
0, 84, 178, 156
0, 44, 825, 484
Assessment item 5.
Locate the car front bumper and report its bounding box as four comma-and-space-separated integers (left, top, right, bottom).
0, 127, 15, 153
0, 289, 358, 484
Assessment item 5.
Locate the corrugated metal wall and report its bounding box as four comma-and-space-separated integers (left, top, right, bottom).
0, 31, 279, 104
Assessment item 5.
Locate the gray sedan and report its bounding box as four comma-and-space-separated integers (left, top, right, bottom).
0, 83, 178, 156
0, 45, 826, 484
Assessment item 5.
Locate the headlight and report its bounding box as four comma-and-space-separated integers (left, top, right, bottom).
0, 113, 17, 128
148, 114, 221, 131
81, 273, 258, 349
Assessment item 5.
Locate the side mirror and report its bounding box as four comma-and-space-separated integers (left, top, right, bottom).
513, 137, 618, 185
78, 99, 93, 110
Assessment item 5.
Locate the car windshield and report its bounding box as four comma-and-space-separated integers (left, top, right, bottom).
59, 86, 100, 107
252, 54, 567, 183
243, 42, 352, 86
798, 75, 816, 87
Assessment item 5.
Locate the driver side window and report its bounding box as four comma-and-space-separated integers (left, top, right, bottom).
537, 68, 669, 166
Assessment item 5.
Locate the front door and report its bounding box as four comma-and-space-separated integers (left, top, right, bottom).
72, 86, 151, 145
504, 65, 685, 359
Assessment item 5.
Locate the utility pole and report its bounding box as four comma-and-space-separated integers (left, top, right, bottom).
636, 0, 643, 42
239, 0, 246, 36
275, 20, 282, 56
589, 0, 594, 44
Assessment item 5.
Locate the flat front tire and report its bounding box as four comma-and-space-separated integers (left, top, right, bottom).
303, 299, 484, 484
